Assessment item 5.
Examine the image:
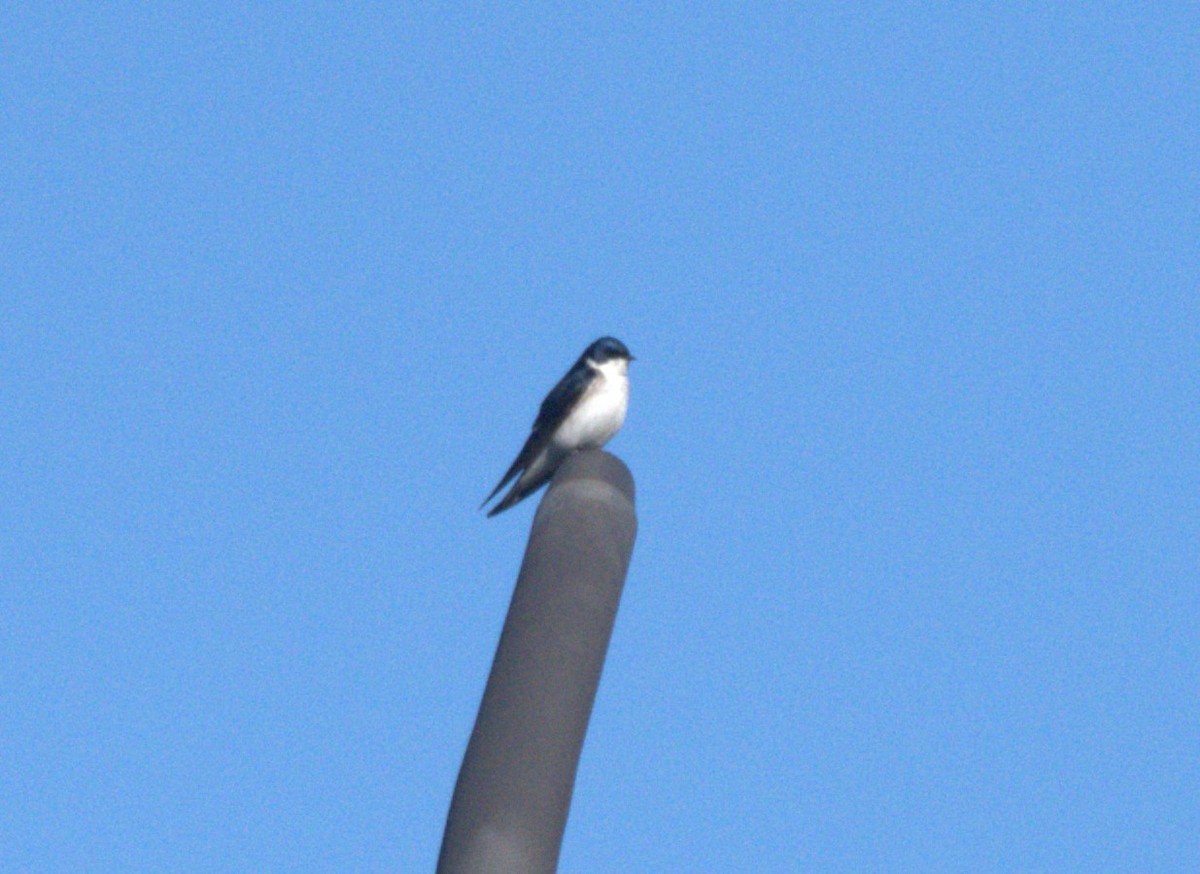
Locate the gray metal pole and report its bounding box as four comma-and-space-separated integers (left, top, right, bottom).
438, 450, 637, 874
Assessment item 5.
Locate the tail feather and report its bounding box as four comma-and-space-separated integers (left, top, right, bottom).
486, 465, 555, 517
486, 484, 525, 517
482, 441, 559, 517
480, 459, 522, 510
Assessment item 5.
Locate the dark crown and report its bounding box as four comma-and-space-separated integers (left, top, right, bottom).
586, 336, 633, 362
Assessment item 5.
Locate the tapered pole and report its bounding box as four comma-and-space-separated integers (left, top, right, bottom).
438, 450, 637, 874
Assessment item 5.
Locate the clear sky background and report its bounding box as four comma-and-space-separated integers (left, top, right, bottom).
3, 4, 1197, 872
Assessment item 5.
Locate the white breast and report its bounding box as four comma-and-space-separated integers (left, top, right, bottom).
552, 357, 629, 450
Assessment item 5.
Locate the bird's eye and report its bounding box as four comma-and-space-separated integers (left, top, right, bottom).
585, 336, 630, 363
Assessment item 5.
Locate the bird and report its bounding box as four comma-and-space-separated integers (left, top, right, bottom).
481, 336, 634, 517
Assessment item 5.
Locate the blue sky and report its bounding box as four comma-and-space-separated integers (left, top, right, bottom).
3, 3, 1197, 871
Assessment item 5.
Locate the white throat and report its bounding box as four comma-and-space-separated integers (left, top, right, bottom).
552, 357, 630, 450
590, 357, 629, 381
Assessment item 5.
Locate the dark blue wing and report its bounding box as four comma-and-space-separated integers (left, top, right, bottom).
480, 361, 592, 513
531, 362, 591, 439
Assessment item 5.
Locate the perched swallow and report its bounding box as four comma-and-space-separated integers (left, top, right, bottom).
482, 336, 634, 517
